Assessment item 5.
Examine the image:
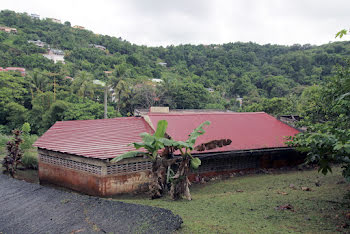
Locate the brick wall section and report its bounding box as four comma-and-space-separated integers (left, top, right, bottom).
38, 149, 152, 196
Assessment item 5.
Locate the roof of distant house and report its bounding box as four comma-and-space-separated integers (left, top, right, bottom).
5, 67, 26, 72
34, 117, 154, 160
147, 112, 300, 154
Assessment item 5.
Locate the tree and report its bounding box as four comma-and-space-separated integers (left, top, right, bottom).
288, 60, 350, 180
171, 82, 210, 109
113, 120, 231, 200
71, 71, 95, 99
112, 120, 173, 199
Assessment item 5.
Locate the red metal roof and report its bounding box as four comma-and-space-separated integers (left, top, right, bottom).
34, 117, 154, 160
147, 112, 300, 154
5, 67, 26, 71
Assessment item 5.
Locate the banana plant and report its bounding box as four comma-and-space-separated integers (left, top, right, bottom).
112, 120, 231, 200
112, 120, 170, 199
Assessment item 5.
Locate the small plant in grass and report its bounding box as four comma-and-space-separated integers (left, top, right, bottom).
2, 129, 23, 176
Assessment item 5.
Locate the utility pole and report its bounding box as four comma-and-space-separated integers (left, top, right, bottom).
104, 85, 108, 119
103, 71, 113, 119
53, 77, 56, 101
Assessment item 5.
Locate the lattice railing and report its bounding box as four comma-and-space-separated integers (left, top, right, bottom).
39, 154, 103, 175
107, 161, 152, 175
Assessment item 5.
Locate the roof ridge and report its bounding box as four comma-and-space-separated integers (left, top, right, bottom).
55, 116, 143, 123
147, 112, 266, 116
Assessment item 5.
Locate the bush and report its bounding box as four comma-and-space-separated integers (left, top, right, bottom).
0, 125, 10, 134
0, 134, 10, 158
20, 134, 38, 151
22, 151, 38, 169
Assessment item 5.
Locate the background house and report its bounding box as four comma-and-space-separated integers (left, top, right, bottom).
43, 49, 65, 63
30, 13, 40, 20
0, 67, 26, 76
0, 26, 17, 33
47, 18, 61, 24
73, 25, 85, 30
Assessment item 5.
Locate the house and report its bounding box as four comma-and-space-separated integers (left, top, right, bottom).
30, 14, 40, 20
34, 110, 302, 196
43, 49, 65, 64
89, 44, 106, 51
151, 78, 163, 83
104, 71, 113, 75
146, 111, 303, 179
64, 76, 74, 81
0, 67, 26, 76
73, 25, 85, 30
93, 79, 106, 86
34, 117, 154, 196
206, 88, 214, 93
157, 62, 167, 67
0, 26, 17, 34
28, 40, 47, 48
48, 18, 61, 24
236, 97, 243, 107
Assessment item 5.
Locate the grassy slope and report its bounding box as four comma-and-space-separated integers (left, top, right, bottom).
116, 167, 350, 233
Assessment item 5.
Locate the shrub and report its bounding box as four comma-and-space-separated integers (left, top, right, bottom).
22, 151, 38, 169
20, 134, 38, 151
0, 134, 10, 157
2, 130, 23, 176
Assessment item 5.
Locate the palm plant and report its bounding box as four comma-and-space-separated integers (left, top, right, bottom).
112, 120, 232, 200
27, 69, 49, 98
112, 120, 171, 198
71, 71, 95, 99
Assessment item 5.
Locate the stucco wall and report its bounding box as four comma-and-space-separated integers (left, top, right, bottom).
38, 149, 152, 196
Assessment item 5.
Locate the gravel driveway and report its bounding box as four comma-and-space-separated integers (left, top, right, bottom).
0, 174, 182, 233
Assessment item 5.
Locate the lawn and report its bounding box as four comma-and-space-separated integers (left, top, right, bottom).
116, 167, 350, 233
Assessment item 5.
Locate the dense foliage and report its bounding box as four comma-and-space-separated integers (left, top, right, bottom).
1, 10, 350, 135
288, 60, 350, 180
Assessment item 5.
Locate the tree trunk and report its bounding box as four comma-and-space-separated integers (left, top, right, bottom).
149, 157, 168, 199
170, 157, 192, 200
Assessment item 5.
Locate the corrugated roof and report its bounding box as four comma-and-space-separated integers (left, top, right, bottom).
34, 117, 154, 160
147, 112, 300, 154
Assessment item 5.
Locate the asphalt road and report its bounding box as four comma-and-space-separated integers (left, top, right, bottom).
0, 174, 182, 234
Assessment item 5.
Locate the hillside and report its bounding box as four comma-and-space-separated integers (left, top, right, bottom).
0, 9, 349, 134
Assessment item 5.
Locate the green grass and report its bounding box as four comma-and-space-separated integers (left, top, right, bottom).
116, 167, 350, 233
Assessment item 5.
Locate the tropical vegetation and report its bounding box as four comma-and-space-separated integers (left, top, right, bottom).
0, 10, 350, 136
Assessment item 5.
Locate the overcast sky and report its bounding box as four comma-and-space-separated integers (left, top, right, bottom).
1, 0, 349, 47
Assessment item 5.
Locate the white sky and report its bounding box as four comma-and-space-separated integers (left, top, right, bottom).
1, 0, 349, 47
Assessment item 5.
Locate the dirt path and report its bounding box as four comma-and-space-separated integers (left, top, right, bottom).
0, 174, 182, 233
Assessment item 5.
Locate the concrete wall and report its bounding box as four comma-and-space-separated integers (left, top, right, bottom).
190, 148, 304, 180
38, 149, 152, 197
38, 147, 304, 196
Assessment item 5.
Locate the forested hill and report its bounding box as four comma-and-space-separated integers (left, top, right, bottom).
0, 9, 349, 134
